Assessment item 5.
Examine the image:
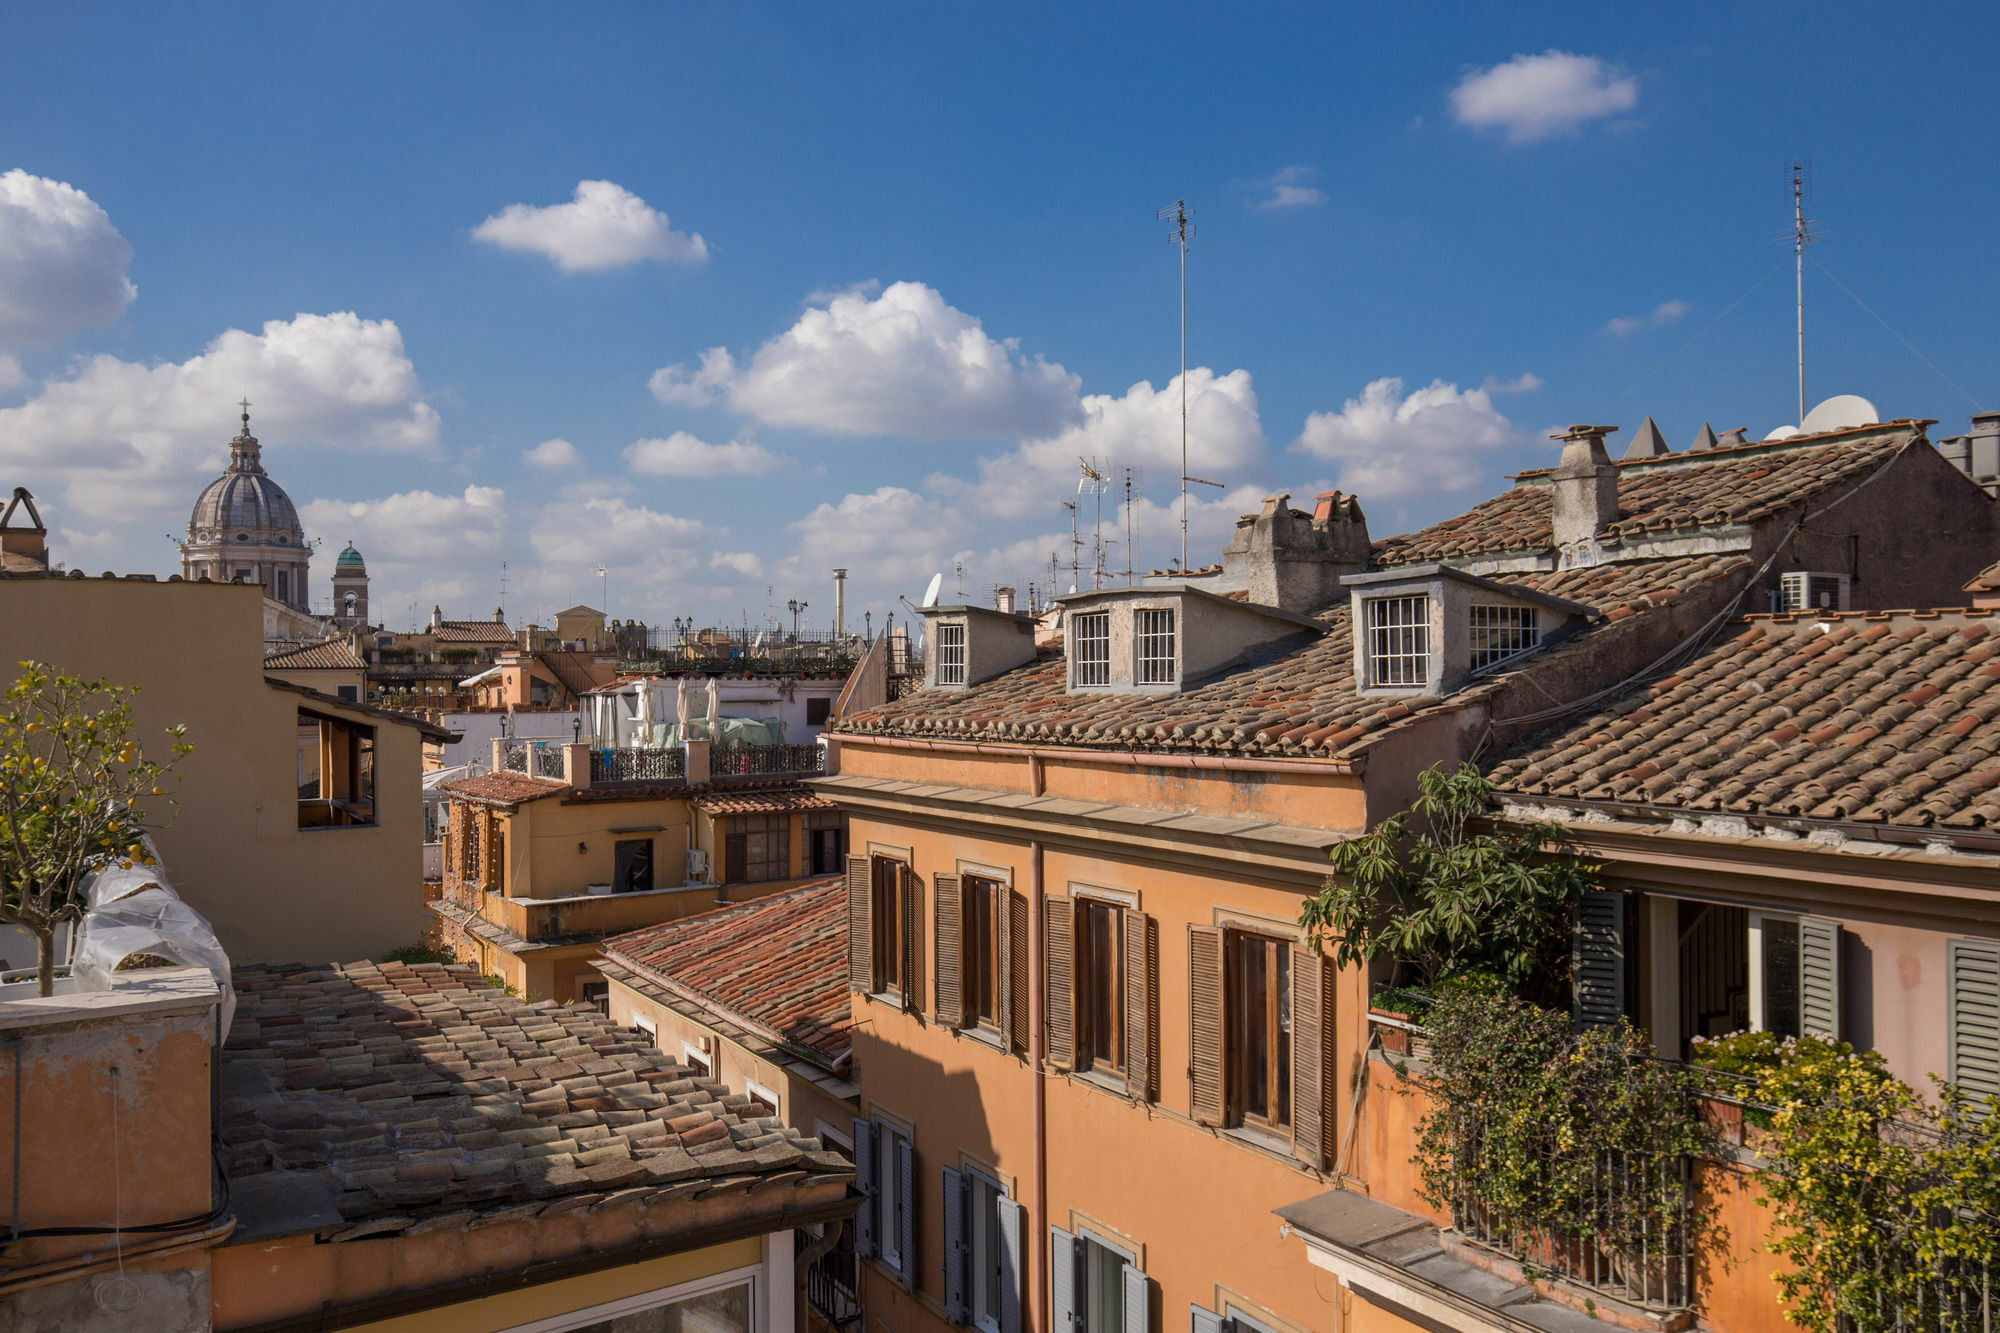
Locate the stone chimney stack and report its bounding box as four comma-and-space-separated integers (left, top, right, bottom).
1223, 491, 1371, 612
1551, 425, 1620, 566
994, 586, 1016, 615
0, 487, 48, 570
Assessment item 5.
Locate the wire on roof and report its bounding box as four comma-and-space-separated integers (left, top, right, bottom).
1808, 255, 1984, 412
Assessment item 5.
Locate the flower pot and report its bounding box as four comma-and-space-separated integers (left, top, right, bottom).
1698, 1094, 1745, 1146
1370, 1006, 1412, 1056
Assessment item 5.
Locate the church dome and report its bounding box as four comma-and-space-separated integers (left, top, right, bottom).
335, 542, 366, 574
186, 411, 305, 542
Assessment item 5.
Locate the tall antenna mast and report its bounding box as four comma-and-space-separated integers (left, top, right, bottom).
1789, 160, 1820, 426
1061, 500, 1080, 591
1157, 199, 1194, 570
1122, 466, 1138, 586
1078, 458, 1109, 590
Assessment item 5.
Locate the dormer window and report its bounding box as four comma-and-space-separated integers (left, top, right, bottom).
1137, 609, 1177, 684
1364, 594, 1430, 687
1072, 611, 1111, 687
1469, 604, 1540, 672
936, 622, 967, 686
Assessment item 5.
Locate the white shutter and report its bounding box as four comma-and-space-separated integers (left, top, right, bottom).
1948, 937, 2000, 1111
1050, 1227, 1080, 1332
1573, 889, 1626, 1028
942, 1167, 968, 1322
1800, 917, 1841, 1041
852, 1117, 877, 1257
1191, 1307, 1228, 1333
1122, 1263, 1151, 1333
997, 1196, 1024, 1333
896, 1132, 916, 1291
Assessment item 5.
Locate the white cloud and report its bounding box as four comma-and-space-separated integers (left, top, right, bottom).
302, 484, 507, 565
710, 551, 763, 578
1601, 299, 1690, 337
941, 368, 1267, 519
648, 346, 736, 406
1484, 372, 1545, 393
0, 169, 136, 348
0, 354, 21, 394
1449, 51, 1638, 144
0, 311, 439, 532
691, 281, 1082, 438
523, 437, 580, 469
1250, 166, 1326, 211
623, 431, 778, 477
1291, 375, 1524, 499
472, 180, 707, 273
531, 496, 705, 571
786, 486, 963, 587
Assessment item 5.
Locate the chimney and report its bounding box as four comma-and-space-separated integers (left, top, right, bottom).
1551, 425, 1620, 564
1224, 491, 1370, 612
0, 487, 48, 570
994, 586, 1016, 615
833, 567, 848, 637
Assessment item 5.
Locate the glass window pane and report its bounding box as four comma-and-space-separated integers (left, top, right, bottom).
1087, 1240, 1125, 1333
572, 1280, 752, 1333
1762, 918, 1801, 1040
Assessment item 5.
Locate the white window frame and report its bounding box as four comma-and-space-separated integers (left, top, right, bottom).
745, 1076, 779, 1117
879, 1122, 913, 1274
937, 621, 968, 686
1071, 611, 1111, 688
1078, 1227, 1137, 1333
1364, 594, 1430, 688
1136, 608, 1176, 685
814, 1118, 853, 1152
498, 1262, 760, 1333
1468, 604, 1540, 672
1748, 910, 1799, 1036
968, 1168, 1008, 1333
682, 1040, 712, 1076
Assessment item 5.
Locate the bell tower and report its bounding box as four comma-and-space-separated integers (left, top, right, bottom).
332, 541, 370, 627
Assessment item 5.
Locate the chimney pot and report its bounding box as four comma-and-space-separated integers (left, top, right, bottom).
1550, 424, 1621, 566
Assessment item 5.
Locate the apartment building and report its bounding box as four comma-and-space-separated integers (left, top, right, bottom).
815, 419, 1997, 1333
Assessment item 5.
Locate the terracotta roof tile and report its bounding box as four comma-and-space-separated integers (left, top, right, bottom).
1967, 560, 2000, 594
440, 771, 569, 806
264, 639, 366, 670
221, 961, 852, 1237
1490, 609, 2000, 831
687, 789, 836, 816
602, 878, 849, 1066
436, 621, 517, 644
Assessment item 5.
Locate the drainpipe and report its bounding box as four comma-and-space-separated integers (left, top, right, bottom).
1028, 755, 1048, 1333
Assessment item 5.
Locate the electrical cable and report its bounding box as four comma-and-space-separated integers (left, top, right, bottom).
1807, 255, 1986, 412
7, 1144, 231, 1240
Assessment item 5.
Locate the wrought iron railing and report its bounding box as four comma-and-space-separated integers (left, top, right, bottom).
590, 746, 687, 785
805, 1232, 862, 1328
499, 739, 528, 772
532, 742, 566, 780
711, 741, 825, 779
1842, 1237, 1995, 1331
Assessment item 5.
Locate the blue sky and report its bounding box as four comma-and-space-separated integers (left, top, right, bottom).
3, 3, 1996, 632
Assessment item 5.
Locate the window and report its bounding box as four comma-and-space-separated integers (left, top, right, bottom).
580, 980, 608, 1015
1468, 604, 1540, 671
1048, 895, 1154, 1098
488, 822, 506, 893
460, 810, 480, 881
806, 810, 845, 875
944, 1166, 1022, 1330
1947, 938, 2000, 1112
335, 683, 359, 702
633, 1015, 657, 1043
968, 876, 1004, 1030
614, 838, 654, 893
1365, 594, 1430, 687
1136, 609, 1176, 684
969, 1172, 1007, 1330
1071, 611, 1110, 687
744, 1078, 778, 1117
861, 855, 919, 1001
806, 695, 832, 725
1750, 912, 1842, 1040
512, 1269, 757, 1333
1228, 932, 1292, 1132
681, 1042, 710, 1077
937, 622, 968, 686
939, 871, 1027, 1050
298, 712, 376, 829
878, 1122, 913, 1274
1050, 1228, 1147, 1333
723, 814, 788, 882
276, 568, 290, 603
1079, 899, 1125, 1078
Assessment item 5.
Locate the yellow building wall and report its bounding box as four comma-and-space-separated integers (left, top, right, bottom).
264, 664, 366, 699
0, 577, 427, 965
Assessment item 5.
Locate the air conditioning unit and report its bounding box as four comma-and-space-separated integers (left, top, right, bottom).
686, 848, 710, 882
1780, 571, 1849, 614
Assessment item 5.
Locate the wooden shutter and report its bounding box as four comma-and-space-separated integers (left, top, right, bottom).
1122, 1263, 1151, 1333
846, 855, 872, 993
935, 873, 966, 1027
1291, 947, 1334, 1170
1124, 911, 1157, 1101
1573, 889, 1626, 1028
1800, 916, 1841, 1040
1050, 1227, 1081, 1332
1947, 937, 2000, 1110
942, 1166, 968, 1321
1008, 890, 1031, 1053
997, 1195, 1024, 1333
1045, 895, 1076, 1070
851, 1116, 877, 1256
724, 832, 747, 882
1188, 924, 1225, 1125
901, 865, 925, 1015
896, 1131, 916, 1290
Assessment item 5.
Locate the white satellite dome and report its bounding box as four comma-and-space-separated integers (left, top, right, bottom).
1800, 395, 1880, 435
1763, 425, 1801, 441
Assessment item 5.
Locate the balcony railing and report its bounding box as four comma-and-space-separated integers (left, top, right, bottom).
711, 741, 825, 779
591, 746, 687, 784
498, 739, 528, 773
804, 1233, 862, 1328
532, 743, 566, 779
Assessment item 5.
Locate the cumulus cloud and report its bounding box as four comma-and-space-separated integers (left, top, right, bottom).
710, 551, 764, 578
532, 496, 705, 571
1250, 166, 1326, 211
1449, 51, 1638, 143
0, 169, 136, 347
786, 486, 964, 587
1601, 299, 1690, 338
677, 281, 1082, 438
473, 180, 707, 272
1291, 375, 1527, 499
523, 437, 580, 469
0, 311, 439, 533
623, 431, 778, 477
302, 485, 507, 565
0, 354, 20, 394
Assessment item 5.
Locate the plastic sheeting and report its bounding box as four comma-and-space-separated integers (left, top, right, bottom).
70, 836, 235, 1039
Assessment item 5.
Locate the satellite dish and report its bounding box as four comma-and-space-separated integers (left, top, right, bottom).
1800, 395, 1879, 435
920, 572, 943, 608
1066, 584, 1077, 595
1764, 425, 1801, 441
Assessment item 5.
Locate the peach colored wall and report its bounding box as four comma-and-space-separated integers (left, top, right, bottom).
1842, 919, 1952, 1091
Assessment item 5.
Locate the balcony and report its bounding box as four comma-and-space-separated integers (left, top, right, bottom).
495, 736, 826, 787
710, 741, 824, 779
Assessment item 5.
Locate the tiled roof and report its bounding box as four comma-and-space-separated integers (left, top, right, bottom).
841, 555, 1750, 759
1372, 427, 1917, 565
264, 639, 366, 670
1968, 560, 2000, 594
436, 621, 517, 644
440, 771, 569, 806
1491, 609, 2000, 830
602, 877, 850, 1066
688, 788, 835, 816
221, 961, 854, 1240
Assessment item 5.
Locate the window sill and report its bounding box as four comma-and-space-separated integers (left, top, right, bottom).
1223, 1123, 1294, 1157
1066, 1067, 1135, 1104
952, 1024, 1013, 1056
298, 822, 379, 833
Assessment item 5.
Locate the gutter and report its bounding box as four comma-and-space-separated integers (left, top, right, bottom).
1028, 754, 1049, 1333
837, 734, 1365, 777
1494, 793, 2000, 858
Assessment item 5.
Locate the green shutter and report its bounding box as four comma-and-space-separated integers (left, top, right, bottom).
1799, 916, 1841, 1041
1948, 937, 2000, 1111
1573, 889, 1626, 1028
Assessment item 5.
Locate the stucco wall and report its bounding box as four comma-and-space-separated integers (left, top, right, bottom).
0, 577, 427, 965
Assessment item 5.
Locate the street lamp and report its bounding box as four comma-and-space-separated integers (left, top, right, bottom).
786, 598, 808, 641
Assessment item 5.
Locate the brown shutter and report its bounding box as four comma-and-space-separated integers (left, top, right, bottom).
934, 873, 965, 1027
1045, 895, 1076, 1070
1123, 912, 1157, 1102
1006, 890, 1030, 1053
1188, 925, 1225, 1125
1291, 947, 1334, 1169
901, 864, 925, 1015
846, 855, 872, 992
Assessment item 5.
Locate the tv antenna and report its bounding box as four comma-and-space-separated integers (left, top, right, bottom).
1157, 198, 1195, 571
1078, 458, 1109, 590
1121, 466, 1141, 585
1060, 500, 1081, 592
1782, 160, 1823, 427
954, 559, 965, 598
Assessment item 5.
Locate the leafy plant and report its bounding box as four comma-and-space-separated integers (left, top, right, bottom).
0, 663, 192, 995
1299, 762, 1599, 1007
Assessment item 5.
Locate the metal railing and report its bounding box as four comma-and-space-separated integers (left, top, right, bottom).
805, 1235, 862, 1328
532, 743, 566, 780
590, 746, 687, 785
711, 741, 824, 779
498, 739, 528, 772
1843, 1240, 1995, 1331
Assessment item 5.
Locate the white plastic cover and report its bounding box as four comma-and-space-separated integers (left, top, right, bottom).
70, 835, 235, 1039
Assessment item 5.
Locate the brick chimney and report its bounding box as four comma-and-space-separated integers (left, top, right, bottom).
1550, 425, 1620, 566
0, 487, 48, 570
1222, 491, 1370, 612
